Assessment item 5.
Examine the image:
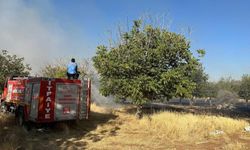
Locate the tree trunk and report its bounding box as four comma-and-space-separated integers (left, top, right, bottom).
209, 97, 212, 106
135, 105, 143, 119
179, 98, 182, 105
245, 99, 248, 106
190, 97, 195, 106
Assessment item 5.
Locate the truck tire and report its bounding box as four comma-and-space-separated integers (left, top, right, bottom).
16, 107, 31, 131
0, 101, 7, 113
17, 107, 24, 126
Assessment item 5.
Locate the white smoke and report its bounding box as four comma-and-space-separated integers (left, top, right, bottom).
216, 89, 238, 104
0, 0, 87, 74
215, 89, 238, 109
84, 61, 120, 108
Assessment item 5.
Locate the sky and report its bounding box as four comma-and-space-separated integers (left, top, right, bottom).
0, 0, 250, 81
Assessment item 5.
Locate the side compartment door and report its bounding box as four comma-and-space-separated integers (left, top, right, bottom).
55, 83, 79, 121
29, 83, 40, 121
25, 83, 40, 121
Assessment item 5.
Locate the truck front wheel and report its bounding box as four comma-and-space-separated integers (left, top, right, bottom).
16, 107, 31, 131
17, 107, 24, 126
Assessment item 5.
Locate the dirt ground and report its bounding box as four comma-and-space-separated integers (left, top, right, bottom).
1, 103, 250, 150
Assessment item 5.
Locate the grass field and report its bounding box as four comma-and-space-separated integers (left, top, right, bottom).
1, 104, 250, 149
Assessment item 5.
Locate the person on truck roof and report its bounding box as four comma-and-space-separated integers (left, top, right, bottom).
67, 58, 79, 79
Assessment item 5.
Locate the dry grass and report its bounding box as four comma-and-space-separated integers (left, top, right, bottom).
91, 103, 115, 114
221, 142, 248, 150
88, 105, 250, 149
0, 113, 27, 150
139, 112, 248, 140
0, 104, 250, 150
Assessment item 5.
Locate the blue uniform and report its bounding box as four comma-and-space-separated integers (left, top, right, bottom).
67, 62, 77, 74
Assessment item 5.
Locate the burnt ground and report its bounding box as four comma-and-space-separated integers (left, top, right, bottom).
141, 99, 250, 120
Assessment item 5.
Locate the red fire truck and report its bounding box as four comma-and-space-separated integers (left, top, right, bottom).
0, 76, 91, 127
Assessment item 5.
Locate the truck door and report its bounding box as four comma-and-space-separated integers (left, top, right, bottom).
29, 83, 40, 121
24, 83, 40, 121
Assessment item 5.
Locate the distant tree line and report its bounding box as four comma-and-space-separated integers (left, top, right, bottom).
40, 58, 93, 79
197, 75, 250, 103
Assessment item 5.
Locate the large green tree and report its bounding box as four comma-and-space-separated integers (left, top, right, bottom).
0, 50, 31, 92
93, 20, 204, 116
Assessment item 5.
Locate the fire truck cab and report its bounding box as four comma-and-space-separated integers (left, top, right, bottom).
1, 76, 28, 113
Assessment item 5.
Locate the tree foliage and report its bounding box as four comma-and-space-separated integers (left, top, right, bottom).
216, 77, 240, 93
40, 63, 66, 78
203, 82, 218, 98
238, 75, 250, 102
40, 58, 93, 79
93, 20, 204, 105
191, 64, 208, 98
198, 77, 240, 100
0, 50, 31, 92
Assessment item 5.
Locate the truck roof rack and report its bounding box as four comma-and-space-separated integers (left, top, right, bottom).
11, 76, 34, 80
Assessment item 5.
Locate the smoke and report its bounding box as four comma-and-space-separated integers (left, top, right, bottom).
86, 61, 121, 108
0, 0, 120, 108
0, 0, 85, 74
215, 89, 238, 109
216, 90, 238, 104
91, 84, 120, 108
